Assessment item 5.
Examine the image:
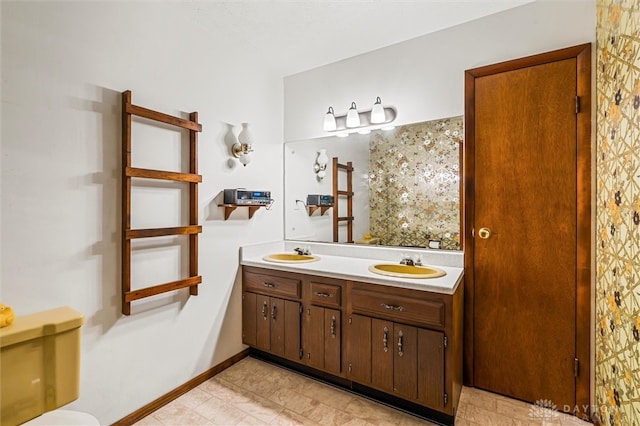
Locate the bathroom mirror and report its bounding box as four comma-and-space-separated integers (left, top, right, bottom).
284, 116, 463, 250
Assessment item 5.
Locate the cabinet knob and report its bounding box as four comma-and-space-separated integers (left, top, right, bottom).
330, 315, 336, 338
381, 303, 406, 312
383, 327, 389, 352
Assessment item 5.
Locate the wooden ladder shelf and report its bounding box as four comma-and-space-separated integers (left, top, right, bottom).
121, 90, 203, 315
332, 157, 354, 243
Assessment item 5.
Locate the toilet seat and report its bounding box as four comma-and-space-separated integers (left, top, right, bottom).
23, 409, 100, 425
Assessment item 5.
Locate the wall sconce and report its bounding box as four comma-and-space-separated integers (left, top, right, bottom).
232, 122, 253, 166
314, 148, 329, 180
322, 97, 396, 133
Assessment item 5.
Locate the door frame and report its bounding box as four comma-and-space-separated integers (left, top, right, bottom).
463, 43, 592, 415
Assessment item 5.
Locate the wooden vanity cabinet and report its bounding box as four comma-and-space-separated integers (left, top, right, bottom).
347, 281, 461, 416
242, 266, 463, 423
242, 267, 302, 362
303, 277, 344, 375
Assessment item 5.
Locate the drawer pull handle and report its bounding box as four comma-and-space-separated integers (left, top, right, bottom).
330, 315, 336, 338
314, 291, 334, 298
383, 326, 389, 352
271, 304, 277, 320
398, 330, 404, 357
380, 303, 406, 312
262, 301, 268, 320
263, 282, 276, 288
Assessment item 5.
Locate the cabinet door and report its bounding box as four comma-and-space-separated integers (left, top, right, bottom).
418, 328, 445, 409
270, 297, 286, 356
242, 292, 257, 347
347, 315, 371, 384
305, 305, 325, 369
324, 308, 341, 374
393, 323, 418, 400
371, 318, 394, 392
283, 300, 301, 361
256, 294, 271, 351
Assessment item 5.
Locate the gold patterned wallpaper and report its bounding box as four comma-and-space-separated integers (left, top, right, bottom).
596, 0, 640, 424
368, 118, 462, 249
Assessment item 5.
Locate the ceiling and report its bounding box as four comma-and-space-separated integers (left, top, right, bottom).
189, 0, 534, 77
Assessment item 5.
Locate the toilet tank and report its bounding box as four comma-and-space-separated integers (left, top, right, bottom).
0, 307, 84, 426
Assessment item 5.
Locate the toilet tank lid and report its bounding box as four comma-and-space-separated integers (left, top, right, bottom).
0, 306, 84, 348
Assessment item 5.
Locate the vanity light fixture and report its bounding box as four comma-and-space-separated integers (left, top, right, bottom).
314, 148, 329, 180
323, 107, 337, 131
346, 102, 361, 128
370, 97, 386, 124
232, 122, 254, 167
322, 97, 396, 134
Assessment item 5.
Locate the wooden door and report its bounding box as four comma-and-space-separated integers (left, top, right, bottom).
324, 309, 341, 374
347, 315, 372, 383
393, 323, 417, 400
371, 319, 394, 392
305, 306, 325, 369
464, 44, 591, 413
283, 300, 301, 361
270, 298, 286, 356
242, 292, 257, 347
256, 294, 271, 351
418, 328, 445, 409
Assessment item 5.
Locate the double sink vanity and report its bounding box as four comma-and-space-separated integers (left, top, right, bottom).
240, 242, 464, 425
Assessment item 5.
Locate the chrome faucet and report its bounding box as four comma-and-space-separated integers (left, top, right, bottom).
294, 247, 311, 255
400, 256, 415, 266
400, 255, 421, 266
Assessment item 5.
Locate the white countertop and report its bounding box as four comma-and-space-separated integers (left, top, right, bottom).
240, 241, 463, 295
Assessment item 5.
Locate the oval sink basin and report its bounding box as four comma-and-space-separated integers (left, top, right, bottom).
369, 263, 446, 279
263, 253, 320, 263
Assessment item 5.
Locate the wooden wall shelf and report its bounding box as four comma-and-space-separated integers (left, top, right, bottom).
219, 204, 264, 220
121, 90, 202, 315
307, 205, 331, 216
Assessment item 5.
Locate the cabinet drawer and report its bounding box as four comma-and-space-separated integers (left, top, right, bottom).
351, 286, 445, 328
310, 282, 342, 307
244, 270, 300, 298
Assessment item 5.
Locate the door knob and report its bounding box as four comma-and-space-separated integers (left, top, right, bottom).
478, 227, 492, 239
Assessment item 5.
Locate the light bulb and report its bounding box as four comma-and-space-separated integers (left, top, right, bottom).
370, 97, 386, 124
318, 170, 326, 179
323, 107, 337, 131
239, 153, 251, 166
346, 102, 360, 128
317, 149, 329, 167
238, 122, 254, 145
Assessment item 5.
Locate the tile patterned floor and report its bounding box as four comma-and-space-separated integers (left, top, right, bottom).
134, 357, 592, 426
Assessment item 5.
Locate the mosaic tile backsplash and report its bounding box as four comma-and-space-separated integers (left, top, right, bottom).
368, 118, 462, 249
596, 1, 640, 424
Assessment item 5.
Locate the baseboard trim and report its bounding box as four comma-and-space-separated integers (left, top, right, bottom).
113, 348, 251, 426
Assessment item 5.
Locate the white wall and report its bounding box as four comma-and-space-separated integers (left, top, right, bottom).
1, 2, 283, 423
284, 1, 596, 142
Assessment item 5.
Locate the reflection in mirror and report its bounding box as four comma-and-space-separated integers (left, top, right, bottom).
285, 116, 462, 250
